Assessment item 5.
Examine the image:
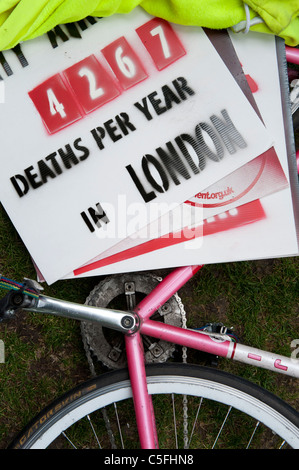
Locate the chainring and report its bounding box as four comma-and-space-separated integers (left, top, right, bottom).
81, 272, 184, 370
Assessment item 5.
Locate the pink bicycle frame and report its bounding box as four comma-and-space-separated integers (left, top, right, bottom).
286, 46, 299, 65
125, 265, 299, 448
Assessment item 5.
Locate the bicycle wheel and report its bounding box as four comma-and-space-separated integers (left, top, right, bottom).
9, 363, 299, 449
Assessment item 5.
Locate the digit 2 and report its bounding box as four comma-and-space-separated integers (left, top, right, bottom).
63, 55, 120, 114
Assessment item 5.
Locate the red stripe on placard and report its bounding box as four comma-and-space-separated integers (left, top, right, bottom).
185, 148, 269, 209
73, 199, 266, 276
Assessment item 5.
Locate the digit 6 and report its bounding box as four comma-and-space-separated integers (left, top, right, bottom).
102, 37, 148, 90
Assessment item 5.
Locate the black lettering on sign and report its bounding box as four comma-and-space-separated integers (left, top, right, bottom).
58, 138, 90, 169
134, 76, 195, 121
174, 135, 201, 173
77, 16, 98, 31
104, 119, 123, 143
134, 97, 153, 121
12, 44, 29, 68
91, 113, 136, 150
172, 77, 195, 100
24, 166, 43, 190
195, 122, 224, 162
10, 175, 29, 197
156, 142, 191, 185
81, 202, 110, 233
142, 154, 169, 193
38, 159, 57, 183
125, 165, 156, 203
0, 43, 29, 77
47, 25, 70, 48
64, 23, 82, 39
126, 109, 247, 202
210, 109, 247, 154
91, 127, 105, 150
47, 17, 98, 48
148, 91, 167, 115
134, 77, 195, 121
10, 137, 90, 197
0, 51, 13, 76
45, 152, 63, 175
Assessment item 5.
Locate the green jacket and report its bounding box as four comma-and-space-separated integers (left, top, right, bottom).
0, 0, 298, 50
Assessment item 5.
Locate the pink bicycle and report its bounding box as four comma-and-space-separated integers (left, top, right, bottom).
0, 259, 298, 450
0, 46, 298, 451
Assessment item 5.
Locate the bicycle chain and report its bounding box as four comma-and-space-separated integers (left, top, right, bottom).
174, 291, 189, 449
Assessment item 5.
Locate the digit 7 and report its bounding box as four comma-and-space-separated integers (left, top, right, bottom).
136, 18, 186, 71
151, 25, 171, 59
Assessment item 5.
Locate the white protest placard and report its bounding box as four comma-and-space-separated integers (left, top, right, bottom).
0, 8, 273, 284
61, 147, 289, 278
62, 31, 298, 279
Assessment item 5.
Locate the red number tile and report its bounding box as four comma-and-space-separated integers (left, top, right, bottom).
28, 74, 82, 134
136, 18, 186, 70
101, 37, 148, 90
63, 55, 120, 114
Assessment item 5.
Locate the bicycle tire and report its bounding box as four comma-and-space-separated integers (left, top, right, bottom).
9, 363, 299, 449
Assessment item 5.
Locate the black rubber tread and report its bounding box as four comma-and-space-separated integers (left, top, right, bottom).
9, 362, 299, 449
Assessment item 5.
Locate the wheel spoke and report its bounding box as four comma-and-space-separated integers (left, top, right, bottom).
212, 406, 232, 449
172, 394, 178, 449
62, 431, 77, 449
114, 402, 125, 448
187, 397, 203, 448
246, 421, 260, 448
87, 414, 102, 448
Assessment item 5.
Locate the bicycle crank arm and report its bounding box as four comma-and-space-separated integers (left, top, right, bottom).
26, 294, 139, 334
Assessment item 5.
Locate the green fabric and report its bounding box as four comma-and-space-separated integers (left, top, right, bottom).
0, 0, 298, 50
